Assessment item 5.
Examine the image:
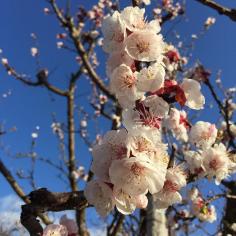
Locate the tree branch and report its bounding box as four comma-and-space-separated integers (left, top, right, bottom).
0, 159, 51, 225
21, 188, 87, 236
204, 79, 236, 148
132, 0, 141, 7
49, 0, 115, 101
195, 0, 236, 21
2, 63, 68, 97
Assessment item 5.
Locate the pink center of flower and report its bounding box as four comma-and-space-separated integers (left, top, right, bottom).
122, 74, 136, 88
201, 125, 215, 140
135, 137, 152, 152
196, 198, 205, 208
112, 30, 124, 43
130, 163, 144, 175
163, 180, 179, 192
165, 50, 180, 63
136, 40, 150, 54
133, 18, 146, 29
179, 114, 191, 129
113, 145, 127, 159
209, 158, 219, 170
136, 102, 161, 129
194, 167, 204, 175
142, 116, 161, 129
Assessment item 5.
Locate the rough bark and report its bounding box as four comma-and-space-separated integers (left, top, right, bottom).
20, 188, 87, 236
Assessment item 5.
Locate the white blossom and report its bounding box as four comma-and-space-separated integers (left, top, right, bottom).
113, 188, 148, 214
57, 41, 64, 49
143, 95, 169, 118
30, 47, 38, 57
204, 17, 216, 28
192, 197, 217, 223
80, 120, 87, 128
84, 179, 114, 217
110, 64, 144, 108
102, 11, 126, 53
43, 224, 68, 236
125, 31, 164, 62
184, 151, 205, 176
202, 143, 230, 184
106, 50, 134, 77
188, 187, 199, 201
83, 5, 230, 219
127, 127, 162, 157
221, 121, 236, 137
189, 121, 217, 148
43, 8, 50, 15
109, 155, 166, 196
142, 0, 151, 5
1, 58, 8, 65
165, 108, 189, 142
136, 63, 165, 93
231, 223, 236, 232
180, 79, 205, 110
155, 166, 186, 208
31, 132, 38, 139
91, 129, 128, 182
59, 215, 78, 235
122, 105, 162, 130
120, 7, 160, 33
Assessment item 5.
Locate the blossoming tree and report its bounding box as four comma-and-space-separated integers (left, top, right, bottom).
1, 0, 236, 235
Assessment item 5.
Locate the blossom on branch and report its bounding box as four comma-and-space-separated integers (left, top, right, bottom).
189, 121, 217, 148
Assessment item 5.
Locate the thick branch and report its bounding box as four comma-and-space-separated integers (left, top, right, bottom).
41, 79, 69, 96
21, 188, 87, 236
196, 0, 236, 21
0, 159, 51, 225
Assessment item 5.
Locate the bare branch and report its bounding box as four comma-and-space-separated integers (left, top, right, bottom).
48, 0, 115, 101
196, 0, 236, 21
2, 63, 68, 97
204, 79, 236, 148
2, 63, 41, 87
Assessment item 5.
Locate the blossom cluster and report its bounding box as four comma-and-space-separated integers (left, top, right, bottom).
84, 6, 192, 217
185, 123, 236, 185
84, 5, 236, 220
189, 188, 216, 223
43, 215, 78, 236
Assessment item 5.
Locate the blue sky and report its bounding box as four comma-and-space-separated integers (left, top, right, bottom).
0, 0, 236, 234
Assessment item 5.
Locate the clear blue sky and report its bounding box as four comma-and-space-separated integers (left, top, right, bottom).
0, 0, 236, 234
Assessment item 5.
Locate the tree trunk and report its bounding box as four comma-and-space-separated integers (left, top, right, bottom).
146, 195, 168, 236
222, 181, 236, 235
